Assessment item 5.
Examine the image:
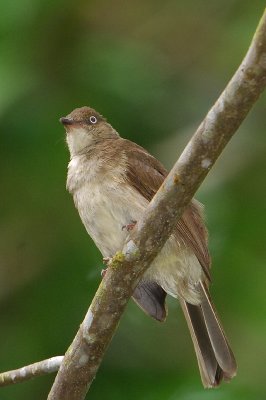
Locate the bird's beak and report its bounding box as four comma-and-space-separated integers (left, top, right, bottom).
60, 117, 74, 126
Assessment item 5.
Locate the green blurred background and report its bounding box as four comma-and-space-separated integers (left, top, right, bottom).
1, 1, 266, 399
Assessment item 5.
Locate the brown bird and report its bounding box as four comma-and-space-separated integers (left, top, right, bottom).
60, 106, 237, 388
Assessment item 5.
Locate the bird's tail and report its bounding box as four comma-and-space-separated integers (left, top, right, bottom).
179, 281, 237, 388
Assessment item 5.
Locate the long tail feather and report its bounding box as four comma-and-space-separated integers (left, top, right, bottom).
179, 282, 237, 388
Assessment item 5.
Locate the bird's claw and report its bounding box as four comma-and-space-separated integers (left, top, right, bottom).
101, 268, 108, 278
122, 220, 137, 232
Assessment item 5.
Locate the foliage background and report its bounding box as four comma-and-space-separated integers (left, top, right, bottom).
1, 1, 266, 399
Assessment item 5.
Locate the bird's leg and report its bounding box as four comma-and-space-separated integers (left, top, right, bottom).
101, 218, 136, 277
101, 257, 111, 278
102, 218, 137, 277
122, 220, 137, 232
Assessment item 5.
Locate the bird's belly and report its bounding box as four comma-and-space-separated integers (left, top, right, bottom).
144, 238, 203, 304
73, 182, 148, 257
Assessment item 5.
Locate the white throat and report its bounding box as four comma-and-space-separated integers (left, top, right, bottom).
66, 127, 94, 157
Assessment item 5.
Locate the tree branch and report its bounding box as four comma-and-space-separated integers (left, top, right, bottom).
47, 9, 266, 400
0, 357, 63, 387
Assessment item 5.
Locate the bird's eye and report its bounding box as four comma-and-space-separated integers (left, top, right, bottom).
89, 116, 97, 124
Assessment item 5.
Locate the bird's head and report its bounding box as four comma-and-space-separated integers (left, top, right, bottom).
60, 106, 119, 156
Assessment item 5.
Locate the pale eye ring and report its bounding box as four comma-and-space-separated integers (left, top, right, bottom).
89, 116, 97, 124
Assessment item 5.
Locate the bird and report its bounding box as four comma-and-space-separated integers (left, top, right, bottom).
60, 106, 237, 388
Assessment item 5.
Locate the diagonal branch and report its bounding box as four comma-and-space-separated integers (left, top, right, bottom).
45, 9, 265, 400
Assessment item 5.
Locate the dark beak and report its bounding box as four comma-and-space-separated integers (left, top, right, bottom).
60, 117, 74, 126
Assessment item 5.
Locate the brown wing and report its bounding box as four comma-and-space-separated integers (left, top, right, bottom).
176, 200, 211, 280
121, 138, 211, 280
122, 139, 167, 200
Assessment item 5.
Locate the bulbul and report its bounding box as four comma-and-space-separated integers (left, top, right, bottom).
60, 106, 237, 388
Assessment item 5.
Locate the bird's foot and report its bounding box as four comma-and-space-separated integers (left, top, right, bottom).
122, 220, 137, 232
101, 257, 111, 278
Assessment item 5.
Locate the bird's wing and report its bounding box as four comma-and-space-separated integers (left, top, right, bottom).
123, 139, 167, 200
121, 138, 211, 279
